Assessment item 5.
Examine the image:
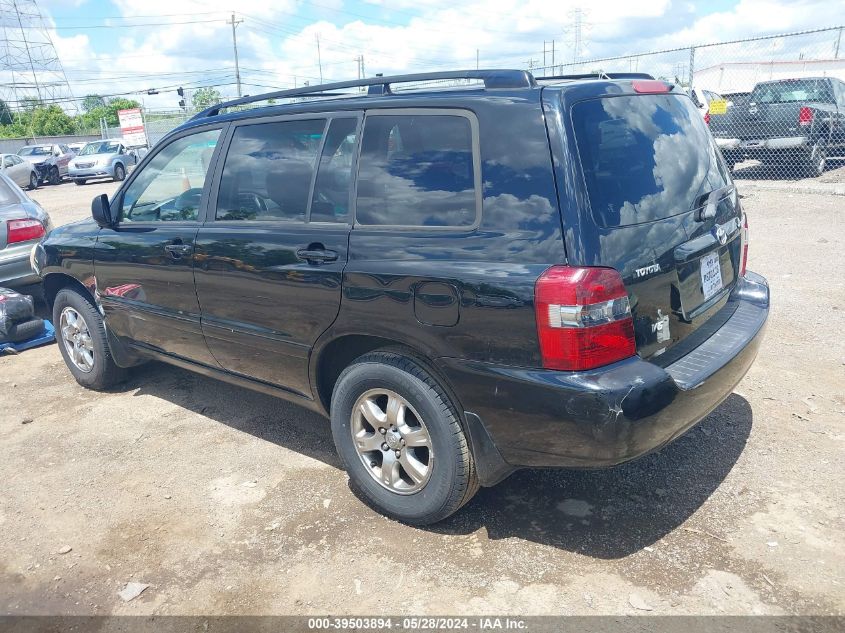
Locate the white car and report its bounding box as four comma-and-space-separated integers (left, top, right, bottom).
0, 153, 39, 191
689, 87, 726, 124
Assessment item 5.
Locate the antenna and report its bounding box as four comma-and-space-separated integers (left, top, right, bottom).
0, 0, 78, 113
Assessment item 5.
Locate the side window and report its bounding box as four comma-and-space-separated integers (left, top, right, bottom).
310, 118, 358, 223
2, 156, 13, 168
12, 155, 23, 165
216, 118, 325, 222
355, 113, 478, 227
119, 128, 221, 223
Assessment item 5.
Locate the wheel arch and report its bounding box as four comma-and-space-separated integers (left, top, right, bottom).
43, 272, 94, 309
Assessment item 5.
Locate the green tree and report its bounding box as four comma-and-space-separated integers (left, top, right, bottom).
0, 99, 12, 126
82, 94, 106, 112
21, 96, 44, 112
192, 87, 222, 110
30, 105, 75, 136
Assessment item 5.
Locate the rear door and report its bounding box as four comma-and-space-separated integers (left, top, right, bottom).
563, 89, 742, 361
194, 114, 359, 397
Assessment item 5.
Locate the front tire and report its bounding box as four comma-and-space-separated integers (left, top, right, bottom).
28, 171, 39, 190
330, 351, 478, 525
53, 288, 126, 390
48, 166, 60, 185
74, 179, 87, 186
113, 164, 125, 181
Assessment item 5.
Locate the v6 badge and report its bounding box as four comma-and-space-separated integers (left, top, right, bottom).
651, 309, 671, 343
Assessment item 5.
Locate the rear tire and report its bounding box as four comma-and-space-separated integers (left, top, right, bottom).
330, 351, 478, 525
800, 140, 826, 178
28, 172, 38, 190
53, 288, 126, 390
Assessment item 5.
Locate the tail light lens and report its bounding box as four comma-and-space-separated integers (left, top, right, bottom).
798, 106, 813, 126
739, 213, 749, 277
704, 110, 711, 125
6, 218, 45, 244
534, 266, 636, 371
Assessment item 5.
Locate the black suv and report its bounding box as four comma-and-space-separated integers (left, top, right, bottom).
36, 70, 769, 525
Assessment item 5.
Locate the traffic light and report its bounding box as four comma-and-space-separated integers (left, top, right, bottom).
177, 86, 184, 97
179, 99, 186, 108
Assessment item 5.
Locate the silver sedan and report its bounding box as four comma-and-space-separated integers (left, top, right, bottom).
0, 171, 52, 289
0, 153, 39, 191
68, 140, 137, 185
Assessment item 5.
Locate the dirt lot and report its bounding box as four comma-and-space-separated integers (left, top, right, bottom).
1, 179, 843, 616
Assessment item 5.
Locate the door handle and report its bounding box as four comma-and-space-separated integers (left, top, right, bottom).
296, 247, 338, 263
164, 242, 192, 258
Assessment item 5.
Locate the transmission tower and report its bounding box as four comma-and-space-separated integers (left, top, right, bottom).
566, 7, 590, 65
0, 0, 78, 113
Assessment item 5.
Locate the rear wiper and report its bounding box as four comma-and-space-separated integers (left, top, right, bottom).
692, 184, 734, 222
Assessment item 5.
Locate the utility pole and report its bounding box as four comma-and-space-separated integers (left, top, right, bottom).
316, 34, 323, 84
228, 12, 243, 97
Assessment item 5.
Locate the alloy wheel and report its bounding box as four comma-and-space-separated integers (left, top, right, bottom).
350, 388, 433, 494
60, 307, 94, 373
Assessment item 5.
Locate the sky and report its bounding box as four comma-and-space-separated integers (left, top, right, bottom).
4, 0, 844, 111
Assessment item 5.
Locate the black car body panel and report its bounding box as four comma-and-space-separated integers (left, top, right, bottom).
39, 71, 769, 483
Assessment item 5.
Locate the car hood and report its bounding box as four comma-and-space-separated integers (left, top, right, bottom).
72, 152, 117, 163
19, 155, 50, 165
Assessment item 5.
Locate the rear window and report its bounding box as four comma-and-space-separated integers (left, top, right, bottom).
0, 177, 16, 205
572, 94, 730, 227
751, 79, 834, 104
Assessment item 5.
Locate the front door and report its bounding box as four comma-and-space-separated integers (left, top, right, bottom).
94, 126, 224, 365
195, 115, 359, 397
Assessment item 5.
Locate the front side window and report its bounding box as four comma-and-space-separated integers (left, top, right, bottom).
355, 113, 478, 227
215, 119, 325, 222
119, 128, 220, 222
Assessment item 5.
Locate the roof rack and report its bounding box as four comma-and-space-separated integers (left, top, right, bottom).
194, 69, 536, 119
534, 72, 655, 81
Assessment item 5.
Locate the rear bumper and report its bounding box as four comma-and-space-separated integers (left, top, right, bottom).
716, 136, 808, 153
437, 272, 769, 470
0, 242, 40, 287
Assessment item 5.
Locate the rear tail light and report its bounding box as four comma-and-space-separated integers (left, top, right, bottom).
798, 106, 813, 126
739, 213, 749, 277
534, 266, 636, 371
6, 218, 45, 244
704, 109, 711, 125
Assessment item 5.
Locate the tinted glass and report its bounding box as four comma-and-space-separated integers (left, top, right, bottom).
119, 128, 220, 222
310, 118, 358, 223
751, 79, 834, 104
216, 119, 325, 222
572, 94, 730, 227
356, 114, 477, 227
0, 177, 16, 204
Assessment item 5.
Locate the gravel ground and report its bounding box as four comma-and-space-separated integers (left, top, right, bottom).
1, 180, 843, 616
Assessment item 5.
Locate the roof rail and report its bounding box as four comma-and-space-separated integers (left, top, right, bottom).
534, 72, 655, 81
194, 69, 537, 119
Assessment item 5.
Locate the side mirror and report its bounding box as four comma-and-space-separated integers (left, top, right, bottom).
92, 194, 114, 228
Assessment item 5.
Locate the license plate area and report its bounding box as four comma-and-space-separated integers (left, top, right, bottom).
700, 251, 723, 301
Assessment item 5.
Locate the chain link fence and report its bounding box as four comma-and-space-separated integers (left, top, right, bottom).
531, 25, 845, 181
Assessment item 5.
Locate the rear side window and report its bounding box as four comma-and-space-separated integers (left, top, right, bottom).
216, 119, 325, 222
572, 94, 730, 227
355, 112, 479, 228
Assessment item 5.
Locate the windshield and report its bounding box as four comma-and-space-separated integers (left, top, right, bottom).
79, 142, 120, 155
18, 146, 52, 156
751, 79, 834, 104
572, 93, 731, 227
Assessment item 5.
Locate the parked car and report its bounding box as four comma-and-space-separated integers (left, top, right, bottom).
68, 139, 137, 185
17, 143, 73, 185
35, 70, 769, 525
689, 86, 726, 123
0, 153, 39, 190
712, 77, 845, 176
0, 171, 52, 289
